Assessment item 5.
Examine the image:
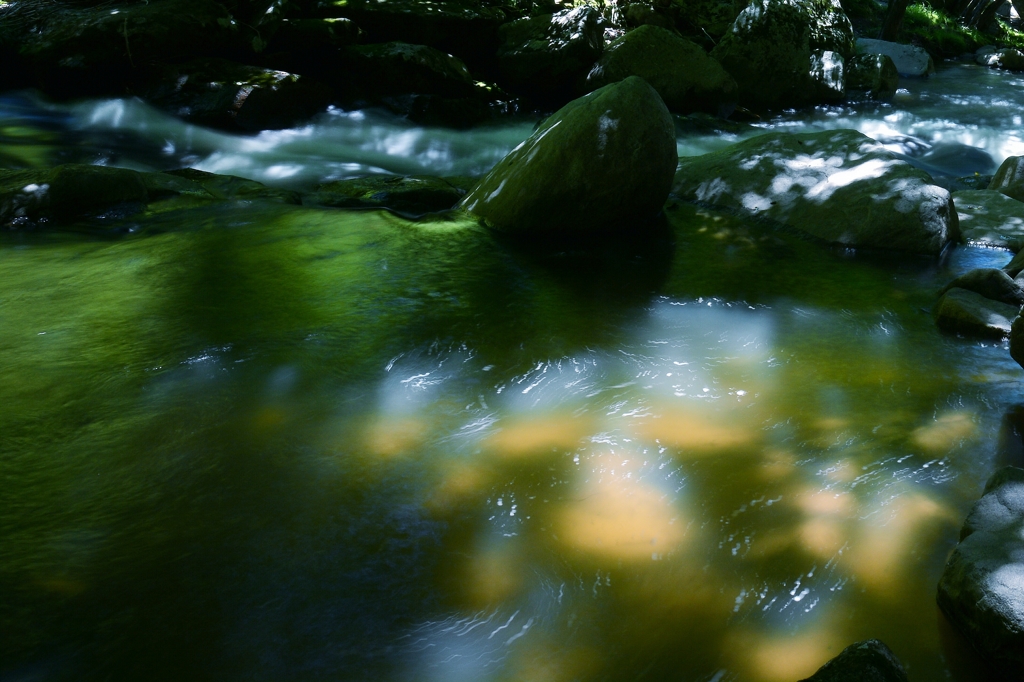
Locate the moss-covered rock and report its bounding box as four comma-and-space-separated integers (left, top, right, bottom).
259, 18, 361, 78
156, 168, 301, 203
940, 268, 1024, 305
136, 59, 333, 131
807, 49, 845, 102
459, 76, 676, 234
990, 156, 1024, 202
308, 175, 469, 213
585, 25, 737, 114
935, 287, 1020, 338
1, 164, 148, 228
798, 640, 909, 682
672, 129, 959, 254
856, 38, 934, 76
978, 47, 1024, 71
953, 189, 1024, 250
672, 0, 751, 44
845, 53, 899, 99
496, 5, 603, 100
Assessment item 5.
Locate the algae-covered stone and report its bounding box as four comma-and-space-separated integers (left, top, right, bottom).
309, 175, 468, 214
856, 38, 934, 76
585, 25, 737, 113
673, 129, 958, 254
990, 155, 1024, 202
845, 53, 899, 99
159, 168, 301, 204
1, 164, 148, 228
137, 59, 332, 131
940, 269, 1024, 306
709, 0, 853, 108
977, 48, 1024, 71
798, 639, 909, 682
459, 76, 676, 234
937, 466, 1024, 680
496, 5, 603, 99
808, 49, 845, 102
935, 287, 1019, 338
953, 190, 1024, 250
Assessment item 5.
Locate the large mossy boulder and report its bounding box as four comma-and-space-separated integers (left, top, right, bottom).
585, 25, 737, 114
458, 76, 676, 234
137, 59, 332, 131
709, 0, 854, 109
1, 165, 148, 228
935, 287, 1019, 338
14, 0, 241, 98
953, 190, 1024, 250
937, 466, 1024, 681
673, 129, 958, 254
990, 155, 1024, 202
845, 53, 899, 99
798, 639, 909, 682
496, 5, 603, 100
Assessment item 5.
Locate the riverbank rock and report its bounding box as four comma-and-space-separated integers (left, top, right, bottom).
496, 5, 603, 101
940, 269, 1024, 305
673, 0, 750, 44
937, 466, 1024, 680
585, 25, 737, 114
953, 190, 1024, 249
977, 47, 1024, 71
308, 175, 470, 214
1012, 316, 1024, 368
672, 129, 959, 254
846, 53, 899, 99
1, 165, 148, 228
856, 38, 934, 77
935, 287, 1019, 338
710, 0, 854, 109
137, 59, 332, 132
798, 639, 909, 682
989, 155, 1024, 202
458, 76, 676, 234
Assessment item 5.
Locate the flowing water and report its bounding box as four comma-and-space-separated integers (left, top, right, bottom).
3, 64, 1024, 682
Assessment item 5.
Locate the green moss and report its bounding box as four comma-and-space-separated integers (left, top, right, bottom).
900, 3, 984, 57
990, 17, 1024, 51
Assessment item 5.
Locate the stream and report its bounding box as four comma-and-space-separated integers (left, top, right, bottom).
2, 63, 1023, 682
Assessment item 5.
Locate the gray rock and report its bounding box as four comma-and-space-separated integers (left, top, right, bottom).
937, 466, 1024, 681
935, 287, 1019, 338
845, 53, 899, 99
497, 6, 604, 99
808, 49, 845, 103
989, 155, 1024, 202
672, 129, 959, 254
977, 48, 1024, 71
1012, 315, 1024, 369
940, 268, 1024, 305
1005, 249, 1024, 278
856, 38, 935, 76
459, 76, 676, 234
585, 24, 737, 113
953, 190, 1024, 250
798, 639, 909, 682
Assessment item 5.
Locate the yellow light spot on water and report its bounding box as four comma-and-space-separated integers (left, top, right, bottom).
629, 407, 757, 455
799, 517, 846, 559
483, 414, 593, 460
424, 463, 489, 515
506, 643, 603, 682
758, 448, 797, 481
361, 416, 426, 457
252, 407, 287, 432
730, 625, 845, 682
795, 489, 856, 517
911, 411, 976, 451
463, 542, 523, 608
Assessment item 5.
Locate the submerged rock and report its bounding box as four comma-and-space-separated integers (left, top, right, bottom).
672, 129, 959, 254
953, 190, 1024, 250
459, 76, 676, 234
153, 169, 301, 204
496, 5, 603, 100
990, 155, 1024, 202
856, 38, 934, 77
940, 268, 1024, 306
798, 639, 909, 682
937, 466, 1024, 680
935, 287, 1019, 338
137, 59, 332, 131
845, 53, 899, 99
308, 175, 470, 214
585, 25, 737, 114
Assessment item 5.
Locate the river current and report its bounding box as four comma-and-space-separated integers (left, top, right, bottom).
2, 63, 1023, 681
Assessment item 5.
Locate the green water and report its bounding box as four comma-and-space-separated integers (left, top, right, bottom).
4, 66, 1024, 681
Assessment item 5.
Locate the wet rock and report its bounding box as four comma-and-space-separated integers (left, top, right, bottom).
855, 38, 934, 76
977, 47, 1024, 71
940, 268, 1024, 305
15, 0, 240, 98
459, 76, 676, 234
798, 639, 909, 682
672, 129, 959, 254
308, 175, 469, 214
953, 190, 1024, 250
911, 144, 997, 187
845, 53, 899, 99
935, 287, 1019, 338
496, 6, 603, 101
807, 49, 845, 103
156, 168, 301, 203
1005, 249, 1024, 278
317, 0, 511, 70
137, 59, 332, 131
937, 466, 1024, 681
990, 155, 1024, 202
710, 0, 853, 109
623, 2, 676, 30
996, 405, 1024, 469
260, 18, 361, 78
0, 165, 148, 228
673, 0, 750, 44
585, 25, 737, 114
1012, 315, 1024, 368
